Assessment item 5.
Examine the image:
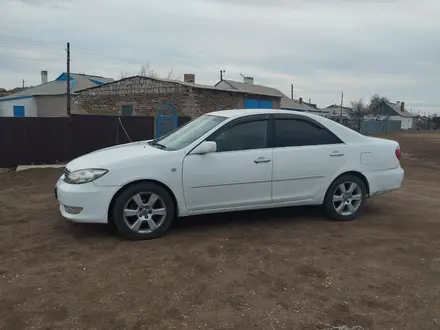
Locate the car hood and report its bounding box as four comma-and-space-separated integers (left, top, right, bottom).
66, 141, 164, 171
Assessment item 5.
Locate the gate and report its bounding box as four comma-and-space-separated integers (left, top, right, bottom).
155, 102, 178, 138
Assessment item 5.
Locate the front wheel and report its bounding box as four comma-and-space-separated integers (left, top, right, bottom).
323, 175, 367, 221
111, 182, 175, 240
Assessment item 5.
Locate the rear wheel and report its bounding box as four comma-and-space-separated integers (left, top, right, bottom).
111, 182, 175, 240
324, 174, 367, 221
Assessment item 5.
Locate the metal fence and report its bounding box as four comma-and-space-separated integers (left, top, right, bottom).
0, 115, 190, 168
414, 119, 436, 130
331, 117, 402, 135
360, 119, 402, 135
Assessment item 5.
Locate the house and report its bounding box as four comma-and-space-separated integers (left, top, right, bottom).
214, 77, 283, 109
372, 101, 415, 129
0, 71, 113, 117
325, 104, 353, 118
281, 97, 330, 117
75, 75, 284, 118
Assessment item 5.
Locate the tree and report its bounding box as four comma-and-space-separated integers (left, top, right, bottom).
166, 68, 174, 80
369, 94, 389, 114
351, 98, 369, 117
139, 63, 157, 78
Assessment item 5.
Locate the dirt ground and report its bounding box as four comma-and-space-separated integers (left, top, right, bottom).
1, 131, 440, 330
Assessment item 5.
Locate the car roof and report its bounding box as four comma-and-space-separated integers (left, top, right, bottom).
209, 108, 315, 118
208, 108, 367, 144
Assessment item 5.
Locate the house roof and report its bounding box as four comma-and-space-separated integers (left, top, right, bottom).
215, 79, 286, 98
325, 105, 353, 111
0, 73, 113, 101
76, 75, 283, 97
280, 97, 318, 112
383, 101, 414, 117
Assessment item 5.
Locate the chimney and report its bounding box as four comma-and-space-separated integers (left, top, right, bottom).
41, 70, 48, 84
401, 101, 405, 112
299, 97, 303, 104
183, 73, 195, 83
243, 76, 254, 85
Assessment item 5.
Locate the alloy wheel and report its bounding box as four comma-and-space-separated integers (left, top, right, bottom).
332, 181, 363, 216
123, 192, 167, 234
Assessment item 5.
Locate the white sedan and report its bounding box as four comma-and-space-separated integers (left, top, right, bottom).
55, 109, 404, 240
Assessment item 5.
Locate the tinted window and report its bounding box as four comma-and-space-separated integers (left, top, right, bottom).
209, 120, 268, 152
275, 119, 342, 147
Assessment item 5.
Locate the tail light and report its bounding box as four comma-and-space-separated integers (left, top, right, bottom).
395, 146, 401, 160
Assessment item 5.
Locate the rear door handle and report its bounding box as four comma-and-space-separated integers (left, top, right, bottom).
329, 151, 344, 157
254, 157, 271, 164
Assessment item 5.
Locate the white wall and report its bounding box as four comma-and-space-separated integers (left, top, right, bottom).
401, 117, 414, 130
0, 97, 38, 117
387, 116, 413, 129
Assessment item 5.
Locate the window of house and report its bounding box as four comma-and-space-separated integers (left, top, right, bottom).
274, 119, 342, 148
121, 105, 133, 116
208, 120, 268, 152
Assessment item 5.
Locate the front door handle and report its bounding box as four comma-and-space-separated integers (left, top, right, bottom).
329, 151, 344, 157
254, 157, 271, 164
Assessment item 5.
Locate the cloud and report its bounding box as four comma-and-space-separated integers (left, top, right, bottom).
0, 0, 439, 113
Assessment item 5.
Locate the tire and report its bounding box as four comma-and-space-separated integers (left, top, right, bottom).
111, 182, 175, 240
323, 174, 367, 221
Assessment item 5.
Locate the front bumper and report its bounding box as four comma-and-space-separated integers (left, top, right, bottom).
55, 177, 120, 224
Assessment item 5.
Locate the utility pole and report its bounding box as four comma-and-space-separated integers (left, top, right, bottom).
340, 91, 344, 117
22, 79, 25, 88
66, 42, 71, 116
290, 84, 294, 100
220, 70, 225, 81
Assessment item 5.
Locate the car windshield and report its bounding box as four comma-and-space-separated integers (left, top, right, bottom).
152, 114, 227, 150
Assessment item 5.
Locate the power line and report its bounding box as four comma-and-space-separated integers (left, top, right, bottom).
0, 44, 65, 56
0, 53, 64, 62
0, 33, 147, 63
0, 34, 65, 48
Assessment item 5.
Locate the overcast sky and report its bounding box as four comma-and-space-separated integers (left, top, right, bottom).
0, 0, 439, 114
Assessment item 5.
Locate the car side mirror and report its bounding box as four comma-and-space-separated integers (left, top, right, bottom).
191, 141, 217, 155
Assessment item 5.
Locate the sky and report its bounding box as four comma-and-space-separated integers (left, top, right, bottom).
0, 0, 439, 114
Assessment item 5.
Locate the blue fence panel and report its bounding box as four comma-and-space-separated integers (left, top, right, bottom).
155, 102, 178, 138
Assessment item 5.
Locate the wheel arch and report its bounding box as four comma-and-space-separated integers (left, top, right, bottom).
107, 179, 179, 225
329, 171, 370, 196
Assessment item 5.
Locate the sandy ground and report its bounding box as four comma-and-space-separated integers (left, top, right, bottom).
1, 131, 440, 330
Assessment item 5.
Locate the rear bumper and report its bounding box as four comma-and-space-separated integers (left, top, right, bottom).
368, 167, 404, 197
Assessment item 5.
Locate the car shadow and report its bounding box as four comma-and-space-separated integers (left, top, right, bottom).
171, 205, 325, 234
60, 206, 326, 240
63, 222, 119, 240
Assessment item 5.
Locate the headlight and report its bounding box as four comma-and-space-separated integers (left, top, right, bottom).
64, 169, 108, 184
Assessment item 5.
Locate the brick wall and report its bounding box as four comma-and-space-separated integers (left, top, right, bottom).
191, 89, 244, 117
76, 76, 281, 118
76, 76, 247, 118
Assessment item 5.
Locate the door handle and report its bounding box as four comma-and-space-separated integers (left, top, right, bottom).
329, 151, 344, 157
254, 157, 271, 164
